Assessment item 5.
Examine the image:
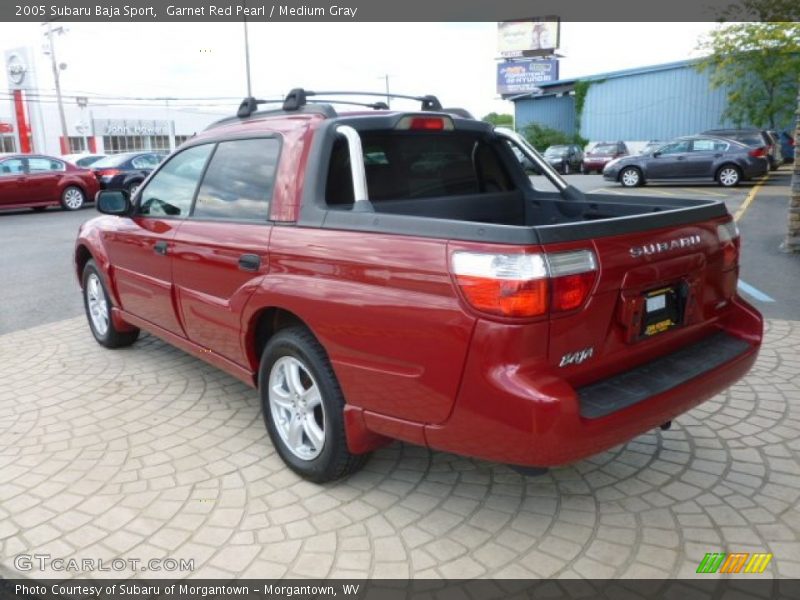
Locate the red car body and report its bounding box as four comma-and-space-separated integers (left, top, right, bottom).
0, 154, 99, 211
582, 141, 629, 174
74, 104, 762, 470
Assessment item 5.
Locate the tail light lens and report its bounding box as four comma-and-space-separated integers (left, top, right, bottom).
396, 115, 454, 131
547, 250, 598, 312
95, 169, 121, 178
451, 249, 597, 318
717, 220, 740, 271
748, 147, 767, 158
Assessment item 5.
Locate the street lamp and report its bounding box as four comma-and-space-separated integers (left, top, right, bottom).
42, 22, 70, 154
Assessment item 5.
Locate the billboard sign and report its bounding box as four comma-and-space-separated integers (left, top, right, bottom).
94, 119, 171, 136
498, 18, 560, 57
497, 60, 559, 95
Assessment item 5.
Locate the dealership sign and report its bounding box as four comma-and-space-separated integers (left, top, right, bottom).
0, 122, 13, 134
94, 119, 171, 136
497, 60, 559, 95
4, 47, 34, 91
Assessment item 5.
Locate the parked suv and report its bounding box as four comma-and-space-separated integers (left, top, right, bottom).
582, 141, 628, 174
702, 129, 780, 171
75, 89, 762, 482
543, 144, 584, 175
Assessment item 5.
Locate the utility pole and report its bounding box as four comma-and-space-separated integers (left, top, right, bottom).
43, 22, 69, 154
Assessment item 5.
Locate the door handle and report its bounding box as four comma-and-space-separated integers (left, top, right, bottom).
154, 240, 168, 256
677, 156, 686, 160
238, 254, 261, 271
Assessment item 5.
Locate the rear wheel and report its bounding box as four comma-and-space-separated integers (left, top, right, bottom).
259, 326, 368, 482
717, 165, 741, 187
82, 259, 140, 348
126, 181, 142, 197
61, 186, 85, 211
619, 166, 643, 187
563, 162, 571, 175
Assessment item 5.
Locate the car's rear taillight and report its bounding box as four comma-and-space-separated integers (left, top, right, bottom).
748, 147, 767, 158
717, 220, 740, 271
94, 169, 121, 178
547, 250, 598, 312
451, 249, 597, 318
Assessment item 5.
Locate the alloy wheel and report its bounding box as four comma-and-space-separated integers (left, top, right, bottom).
63, 188, 84, 209
86, 273, 109, 336
719, 167, 739, 186
268, 356, 326, 461
621, 168, 640, 187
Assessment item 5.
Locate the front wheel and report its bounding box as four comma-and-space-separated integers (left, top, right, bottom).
619, 167, 643, 187
82, 259, 140, 348
259, 326, 369, 482
580, 163, 589, 175
61, 186, 85, 211
717, 165, 741, 187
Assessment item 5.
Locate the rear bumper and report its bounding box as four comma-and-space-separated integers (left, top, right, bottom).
424, 296, 762, 467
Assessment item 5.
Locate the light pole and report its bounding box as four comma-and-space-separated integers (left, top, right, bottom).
42, 22, 70, 154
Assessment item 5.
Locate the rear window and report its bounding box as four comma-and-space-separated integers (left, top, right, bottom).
326, 131, 514, 205
92, 154, 132, 168
591, 143, 619, 154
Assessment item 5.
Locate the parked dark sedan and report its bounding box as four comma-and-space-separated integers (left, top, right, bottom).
543, 144, 584, 174
701, 128, 780, 171
603, 135, 768, 187
0, 153, 99, 211
582, 141, 628, 174
91, 152, 165, 195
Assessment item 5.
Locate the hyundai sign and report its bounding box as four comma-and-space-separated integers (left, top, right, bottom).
497, 60, 559, 96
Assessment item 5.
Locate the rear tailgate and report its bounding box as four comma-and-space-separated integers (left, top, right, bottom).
545, 215, 743, 393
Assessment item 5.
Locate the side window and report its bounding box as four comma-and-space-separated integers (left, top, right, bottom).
659, 141, 690, 155
193, 138, 279, 221
691, 139, 726, 152
137, 145, 213, 218
132, 154, 160, 169
28, 158, 60, 172
0, 159, 25, 175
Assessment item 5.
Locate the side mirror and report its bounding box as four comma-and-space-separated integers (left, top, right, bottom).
96, 190, 131, 215
653, 151, 662, 158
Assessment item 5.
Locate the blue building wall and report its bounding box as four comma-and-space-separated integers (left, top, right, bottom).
514, 61, 793, 143
515, 94, 575, 135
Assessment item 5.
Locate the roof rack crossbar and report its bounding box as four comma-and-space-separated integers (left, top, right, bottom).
283, 88, 443, 112
312, 99, 389, 110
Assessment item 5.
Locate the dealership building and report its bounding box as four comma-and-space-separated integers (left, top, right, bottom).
2, 46, 227, 156
509, 58, 795, 152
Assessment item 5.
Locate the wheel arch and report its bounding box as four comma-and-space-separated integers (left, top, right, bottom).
246, 306, 313, 378
618, 164, 644, 183
74, 243, 94, 286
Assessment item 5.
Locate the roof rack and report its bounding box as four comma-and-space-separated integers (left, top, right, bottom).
237, 88, 443, 118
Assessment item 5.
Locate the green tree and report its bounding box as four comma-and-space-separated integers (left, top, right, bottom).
521, 123, 572, 152
697, 20, 800, 129
481, 112, 514, 128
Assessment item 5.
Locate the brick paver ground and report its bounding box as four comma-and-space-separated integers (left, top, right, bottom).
0, 317, 798, 579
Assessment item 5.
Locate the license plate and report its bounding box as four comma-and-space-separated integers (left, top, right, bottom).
641, 286, 682, 337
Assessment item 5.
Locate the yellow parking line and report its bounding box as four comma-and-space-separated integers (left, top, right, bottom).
683, 188, 728, 198
734, 174, 769, 222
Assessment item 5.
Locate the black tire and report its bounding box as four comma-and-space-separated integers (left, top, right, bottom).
563, 162, 571, 175
717, 164, 742, 187
259, 326, 369, 483
82, 259, 140, 348
619, 166, 643, 188
126, 180, 143, 196
580, 163, 589, 175
61, 186, 85, 211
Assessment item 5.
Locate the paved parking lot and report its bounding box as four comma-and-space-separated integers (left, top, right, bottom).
0, 315, 798, 579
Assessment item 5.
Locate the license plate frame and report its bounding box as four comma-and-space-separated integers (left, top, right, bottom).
640, 284, 685, 338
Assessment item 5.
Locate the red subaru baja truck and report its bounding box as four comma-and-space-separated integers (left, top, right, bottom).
74, 89, 762, 482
